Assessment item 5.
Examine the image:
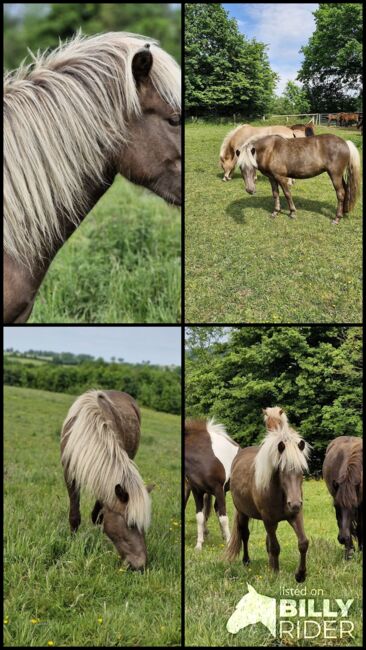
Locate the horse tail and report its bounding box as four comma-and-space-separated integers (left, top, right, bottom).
344, 141, 361, 213
61, 390, 150, 531
225, 509, 242, 561
203, 493, 212, 520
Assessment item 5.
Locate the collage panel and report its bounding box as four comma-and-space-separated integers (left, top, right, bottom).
185, 325, 363, 647
4, 326, 182, 647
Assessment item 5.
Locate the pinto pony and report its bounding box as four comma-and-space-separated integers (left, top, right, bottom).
219, 123, 308, 182
4, 32, 181, 323
236, 134, 361, 224
61, 390, 153, 570
185, 419, 239, 550
226, 407, 311, 582
323, 436, 363, 559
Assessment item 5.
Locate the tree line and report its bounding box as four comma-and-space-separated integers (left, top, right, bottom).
185, 3, 362, 117
4, 357, 181, 415
185, 326, 362, 472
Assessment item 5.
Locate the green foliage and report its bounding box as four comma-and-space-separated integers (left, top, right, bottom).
4, 386, 181, 646
4, 356, 181, 415
185, 3, 277, 117
273, 81, 311, 115
298, 3, 363, 111
4, 3, 181, 70
185, 326, 362, 471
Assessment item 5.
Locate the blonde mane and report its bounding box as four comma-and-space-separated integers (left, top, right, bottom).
4, 31, 181, 268
254, 409, 310, 491
61, 390, 150, 532
206, 418, 239, 446
219, 124, 249, 159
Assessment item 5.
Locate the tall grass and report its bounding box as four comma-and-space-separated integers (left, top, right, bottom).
4, 386, 181, 647
29, 177, 181, 323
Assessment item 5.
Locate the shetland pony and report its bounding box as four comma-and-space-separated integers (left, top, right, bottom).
61, 390, 153, 570
226, 407, 311, 582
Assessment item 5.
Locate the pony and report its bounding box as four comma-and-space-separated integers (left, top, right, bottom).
4, 32, 181, 323
322, 436, 363, 559
61, 389, 154, 570
339, 112, 359, 127
236, 133, 361, 224
290, 121, 315, 136
185, 418, 239, 550
226, 407, 311, 582
219, 123, 308, 182
327, 113, 340, 126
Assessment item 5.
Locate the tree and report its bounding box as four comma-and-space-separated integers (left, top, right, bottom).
298, 3, 363, 111
280, 82, 311, 114
185, 3, 277, 117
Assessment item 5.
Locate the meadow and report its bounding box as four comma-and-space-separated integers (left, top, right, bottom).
185, 479, 362, 647
4, 386, 181, 647
185, 122, 362, 323
29, 177, 181, 324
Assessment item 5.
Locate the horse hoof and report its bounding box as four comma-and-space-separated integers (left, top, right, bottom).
243, 559, 251, 566
332, 219, 340, 225
289, 213, 296, 219
195, 544, 203, 552
270, 212, 278, 218
295, 571, 306, 583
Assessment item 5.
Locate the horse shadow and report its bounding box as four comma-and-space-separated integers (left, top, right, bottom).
226, 195, 337, 225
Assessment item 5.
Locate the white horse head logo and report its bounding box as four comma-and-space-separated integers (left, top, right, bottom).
227, 583, 276, 636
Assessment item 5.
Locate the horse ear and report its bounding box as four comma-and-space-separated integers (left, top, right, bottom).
279, 408, 283, 415
132, 44, 153, 85
262, 408, 267, 415
235, 149, 240, 157
146, 483, 155, 493
115, 484, 129, 503
278, 441, 285, 454
298, 439, 305, 451
332, 480, 339, 491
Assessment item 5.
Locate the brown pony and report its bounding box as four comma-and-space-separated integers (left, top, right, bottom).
327, 113, 340, 126
339, 112, 359, 127
61, 390, 154, 570
236, 134, 361, 224
4, 32, 181, 323
226, 407, 310, 582
219, 124, 308, 182
185, 419, 239, 550
290, 121, 315, 136
323, 436, 363, 559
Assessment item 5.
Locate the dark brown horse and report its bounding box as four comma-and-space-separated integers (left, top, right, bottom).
323, 436, 362, 559
339, 112, 359, 127
236, 134, 361, 224
4, 32, 181, 323
226, 407, 310, 582
185, 419, 239, 550
357, 116, 363, 134
61, 390, 154, 570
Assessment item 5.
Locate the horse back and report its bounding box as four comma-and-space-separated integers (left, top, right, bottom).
185, 420, 228, 493
323, 435, 362, 495
99, 390, 141, 458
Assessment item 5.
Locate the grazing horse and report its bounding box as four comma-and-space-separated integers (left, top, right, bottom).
4, 32, 181, 323
226, 407, 310, 582
323, 436, 363, 559
185, 419, 239, 550
219, 124, 308, 182
327, 113, 339, 126
236, 134, 360, 224
339, 112, 359, 127
61, 390, 153, 570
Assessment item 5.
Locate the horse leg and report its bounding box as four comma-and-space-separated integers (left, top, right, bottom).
213, 485, 230, 543
328, 172, 345, 224
263, 521, 280, 571
192, 487, 205, 550
184, 478, 191, 509
277, 176, 297, 218
238, 513, 250, 565
356, 507, 363, 551
91, 500, 104, 525
288, 511, 309, 582
269, 178, 281, 218
64, 474, 81, 532
203, 493, 212, 537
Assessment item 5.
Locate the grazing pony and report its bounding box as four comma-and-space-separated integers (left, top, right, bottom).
236, 134, 360, 224
185, 419, 239, 550
290, 122, 315, 136
327, 113, 339, 126
226, 407, 310, 582
61, 390, 153, 570
323, 436, 363, 559
4, 32, 181, 323
219, 124, 308, 182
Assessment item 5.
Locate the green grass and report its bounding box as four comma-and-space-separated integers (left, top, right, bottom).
4, 386, 181, 647
29, 177, 181, 323
185, 123, 362, 323
185, 480, 362, 647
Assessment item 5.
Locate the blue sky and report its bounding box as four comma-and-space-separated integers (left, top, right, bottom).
223, 3, 318, 95
4, 327, 181, 365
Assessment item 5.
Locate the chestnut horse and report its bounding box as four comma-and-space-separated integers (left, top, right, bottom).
236, 134, 360, 224
226, 407, 310, 582
185, 419, 239, 550
219, 123, 308, 182
4, 32, 181, 323
61, 390, 153, 570
323, 436, 362, 559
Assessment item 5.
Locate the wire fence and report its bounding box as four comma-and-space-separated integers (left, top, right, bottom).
188, 112, 363, 127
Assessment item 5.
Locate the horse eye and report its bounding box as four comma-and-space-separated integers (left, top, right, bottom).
168, 115, 181, 127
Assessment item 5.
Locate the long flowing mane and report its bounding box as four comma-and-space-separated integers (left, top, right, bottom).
4, 31, 181, 268
61, 390, 150, 532
254, 413, 310, 491
207, 418, 239, 446
219, 124, 249, 159
336, 439, 363, 509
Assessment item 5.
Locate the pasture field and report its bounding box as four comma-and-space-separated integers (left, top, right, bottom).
29, 177, 181, 324
185, 123, 362, 323
4, 386, 181, 647
185, 480, 362, 647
